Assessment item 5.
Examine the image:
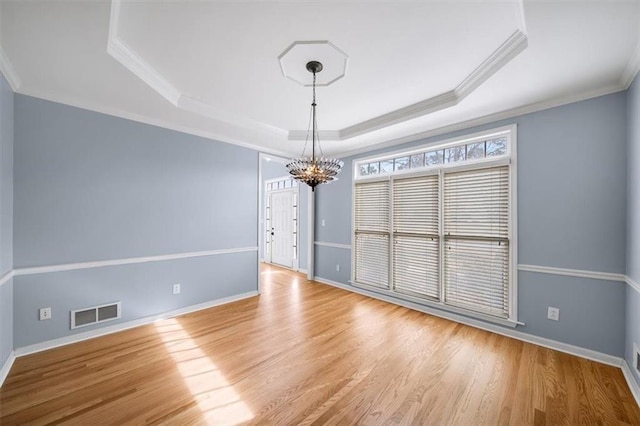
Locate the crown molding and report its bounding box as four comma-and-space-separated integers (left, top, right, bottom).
109, 0, 529, 144
621, 40, 640, 89
289, 29, 528, 142
15, 87, 292, 158
107, 37, 181, 106
456, 30, 528, 100
176, 95, 287, 138
0, 45, 20, 91
337, 82, 625, 159
107, 5, 287, 139
340, 90, 459, 140
621, 6, 640, 89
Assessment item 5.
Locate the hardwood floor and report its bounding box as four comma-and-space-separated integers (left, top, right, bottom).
1, 264, 639, 425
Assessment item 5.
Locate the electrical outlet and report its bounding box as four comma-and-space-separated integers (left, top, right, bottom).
336, 264, 340, 272
173, 284, 181, 295
634, 343, 639, 375
321, 219, 326, 227
547, 307, 560, 321
39, 307, 51, 321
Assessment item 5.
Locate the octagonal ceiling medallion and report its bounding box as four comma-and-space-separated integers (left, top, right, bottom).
278, 41, 348, 87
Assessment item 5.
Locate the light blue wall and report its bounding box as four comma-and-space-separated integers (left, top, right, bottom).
316, 92, 628, 357
13, 252, 256, 347
13, 95, 259, 348
0, 72, 13, 367
626, 73, 640, 387
260, 157, 308, 271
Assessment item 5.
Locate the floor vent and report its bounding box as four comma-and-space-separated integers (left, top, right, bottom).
71, 302, 121, 329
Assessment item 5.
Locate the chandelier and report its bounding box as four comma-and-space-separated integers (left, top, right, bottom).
287, 61, 343, 191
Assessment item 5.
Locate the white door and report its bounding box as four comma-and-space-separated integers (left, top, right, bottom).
270, 190, 293, 268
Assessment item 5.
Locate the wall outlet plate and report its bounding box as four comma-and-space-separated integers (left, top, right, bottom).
173, 284, 181, 295
336, 264, 340, 272
547, 306, 560, 321
634, 342, 640, 375
39, 307, 51, 321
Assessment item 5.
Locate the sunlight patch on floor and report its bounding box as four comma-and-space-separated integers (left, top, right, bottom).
154, 318, 254, 425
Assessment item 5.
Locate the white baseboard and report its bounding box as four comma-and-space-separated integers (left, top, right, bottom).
14, 291, 258, 357
0, 351, 16, 388
622, 360, 640, 407
313, 276, 623, 368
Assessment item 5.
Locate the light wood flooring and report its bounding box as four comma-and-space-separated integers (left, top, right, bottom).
1, 264, 639, 425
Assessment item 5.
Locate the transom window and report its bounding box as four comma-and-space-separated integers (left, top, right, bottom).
352, 126, 517, 325
356, 133, 508, 178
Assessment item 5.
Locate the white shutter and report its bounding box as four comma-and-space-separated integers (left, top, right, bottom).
392, 175, 440, 299
443, 166, 510, 318
354, 180, 390, 289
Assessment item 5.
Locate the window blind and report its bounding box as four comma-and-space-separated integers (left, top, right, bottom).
354, 180, 390, 289
392, 175, 440, 299
443, 166, 510, 318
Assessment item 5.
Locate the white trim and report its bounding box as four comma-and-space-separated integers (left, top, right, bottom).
313, 276, 623, 368
0, 45, 21, 91
106, 2, 528, 145
108, 0, 285, 139
338, 84, 624, 159
0, 351, 16, 388
107, 37, 181, 106
351, 279, 520, 328
510, 124, 519, 321
350, 125, 518, 323
621, 43, 640, 89
626, 275, 640, 294
258, 153, 265, 294
307, 189, 315, 281
16, 88, 292, 159
621, 7, 640, 89
289, 30, 528, 141
455, 30, 528, 100
314, 241, 351, 250
352, 125, 514, 175
518, 264, 626, 283
0, 270, 14, 287
13, 247, 258, 276
14, 291, 258, 357
622, 360, 640, 407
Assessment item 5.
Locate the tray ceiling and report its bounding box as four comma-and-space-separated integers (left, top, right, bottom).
0, 1, 638, 157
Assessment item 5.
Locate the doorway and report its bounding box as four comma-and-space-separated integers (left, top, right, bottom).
265, 177, 299, 269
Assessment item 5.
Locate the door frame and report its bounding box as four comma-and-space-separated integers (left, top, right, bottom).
264, 178, 299, 270
258, 153, 314, 294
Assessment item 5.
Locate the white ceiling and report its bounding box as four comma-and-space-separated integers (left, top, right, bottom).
0, 0, 638, 157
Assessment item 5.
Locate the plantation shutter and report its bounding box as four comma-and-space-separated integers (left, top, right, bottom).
443, 166, 510, 317
354, 180, 390, 289
392, 175, 440, 299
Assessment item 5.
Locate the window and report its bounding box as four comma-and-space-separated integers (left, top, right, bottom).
354, 180, 390, 288
352, 126, 516, 324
